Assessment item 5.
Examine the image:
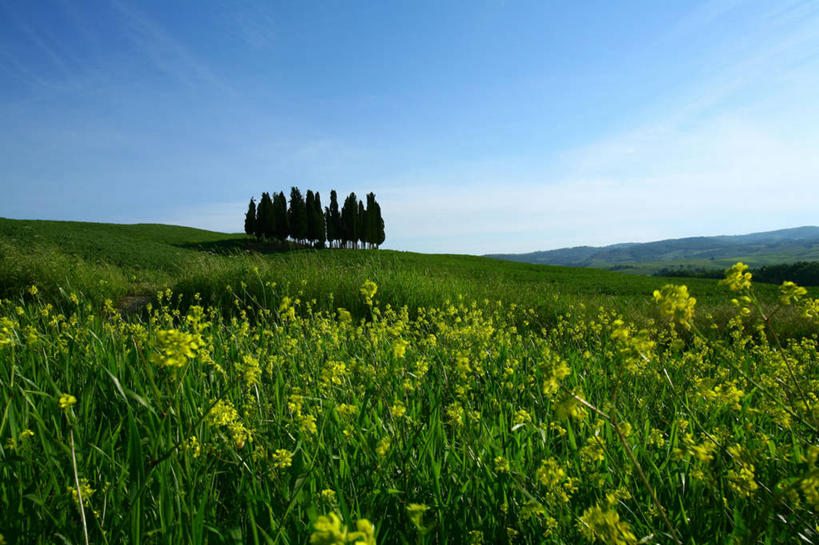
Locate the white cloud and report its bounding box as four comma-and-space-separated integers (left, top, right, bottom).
374, 115, 819, 255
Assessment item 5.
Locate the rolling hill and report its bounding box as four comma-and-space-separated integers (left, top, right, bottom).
6, 217, 815, 333
487, 226, 819, 274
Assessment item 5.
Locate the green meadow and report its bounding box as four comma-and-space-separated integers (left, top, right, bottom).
1, 218, 815, 336
1, 218, 818, 544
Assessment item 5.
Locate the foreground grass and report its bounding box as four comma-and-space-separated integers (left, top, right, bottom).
1, 274, 818, 544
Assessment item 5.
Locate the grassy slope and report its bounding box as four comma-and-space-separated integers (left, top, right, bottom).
0, 218, 239, 270
1, 218, 816, 334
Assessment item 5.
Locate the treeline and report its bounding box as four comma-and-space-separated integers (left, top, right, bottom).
244, 188, 385, 249
655, 261, 819, 286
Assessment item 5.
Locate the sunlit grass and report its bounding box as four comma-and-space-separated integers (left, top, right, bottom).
1, 271, 818, 544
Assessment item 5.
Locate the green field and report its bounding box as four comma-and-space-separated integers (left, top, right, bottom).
2, 219, 819, 544
2, 218, 816, 336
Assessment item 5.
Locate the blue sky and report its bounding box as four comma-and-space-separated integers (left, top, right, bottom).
2, 1, 818, 254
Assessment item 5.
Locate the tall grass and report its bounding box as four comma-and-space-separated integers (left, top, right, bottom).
1, 275, 818, 544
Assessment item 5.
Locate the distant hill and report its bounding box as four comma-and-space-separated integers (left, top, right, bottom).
487, 226, 819, 274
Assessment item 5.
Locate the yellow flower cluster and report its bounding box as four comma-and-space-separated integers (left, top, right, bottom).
150, 328, 201, 368
207, 399, 252, 448
721, 262, 752, 291
68, 477, 95, 507
359, 280, 378, 306
310, 512, 376, 545
494, 456, 511, 473
610, 319, 655, 373
272, 448, 293, 469
406, 503, 428, 531
59, 393, 77, 410
779, 281, 808, 305
577, 503, 637, 545
375, 437, 390, 458
797, 445, 819, 508
0, 317, 17, 348
653, 284, 696, 329
236, 353, 262, 388
726, 445, 759, 497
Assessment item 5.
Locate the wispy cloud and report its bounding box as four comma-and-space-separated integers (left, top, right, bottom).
111, 1, 228, 92
229, 4, 279, 50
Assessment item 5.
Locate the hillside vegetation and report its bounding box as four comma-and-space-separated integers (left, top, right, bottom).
657, 261, 819, 287
489, 226, 819, 275
3, 218, 818, 338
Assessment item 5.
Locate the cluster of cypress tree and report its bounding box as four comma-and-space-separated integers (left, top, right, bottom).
244, 188, 385, 249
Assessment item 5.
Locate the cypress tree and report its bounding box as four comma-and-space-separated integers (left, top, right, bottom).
313, 191, 326, 248
288, 187, 307, 244
357, 200, 366, 249
341, 192, 358, 249
270, 194, 280, 240
253, 193, 265, 239
255, 192, 274, 240
244, 197, 256, 237
328, 190, 340, 248
325, 207, 332, 248
365, 193, 378, 249
305, 190, 316, 245
273, 192, 289, 242
375, 198, 385, 248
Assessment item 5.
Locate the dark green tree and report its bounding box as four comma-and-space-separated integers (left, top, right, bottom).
273, 192, 289, 242
313, 191, 326, 248
288, 187, 308, 244
341, 192, 358, 249
365, 193, 378, 248
375, 200, 385, 248
255, 192, 274, 240
324, 206, 332, 248
305, 190, 316, 244
328, 190, 341, 248
357, 200, 367, 249
244, 197, 257, 237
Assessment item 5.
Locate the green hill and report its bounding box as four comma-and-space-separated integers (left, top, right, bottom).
1, 218, 816, 335
488, 226, 819, 274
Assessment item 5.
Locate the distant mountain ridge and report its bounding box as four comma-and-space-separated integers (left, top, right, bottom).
487, 226, 819, 274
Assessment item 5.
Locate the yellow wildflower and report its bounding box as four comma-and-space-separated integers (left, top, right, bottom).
0, 317, 17, 348
577, 503, 637, 544
494, 456, 510, 473
780, 281, 807, 305
150, 328, 200, 368
59, 393, 77, 410
653, 284, 696, 329
360, 280, 378, 305
68, 477, 95, 507
390, 401, 407, 419
407, 503, 428, 530
721, 262, 752, 292
321, 489, 337, 503
310, 512, 376, 545
272, 449, 293, 469
392, 338, 409, 359
375, 437, 391, 458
